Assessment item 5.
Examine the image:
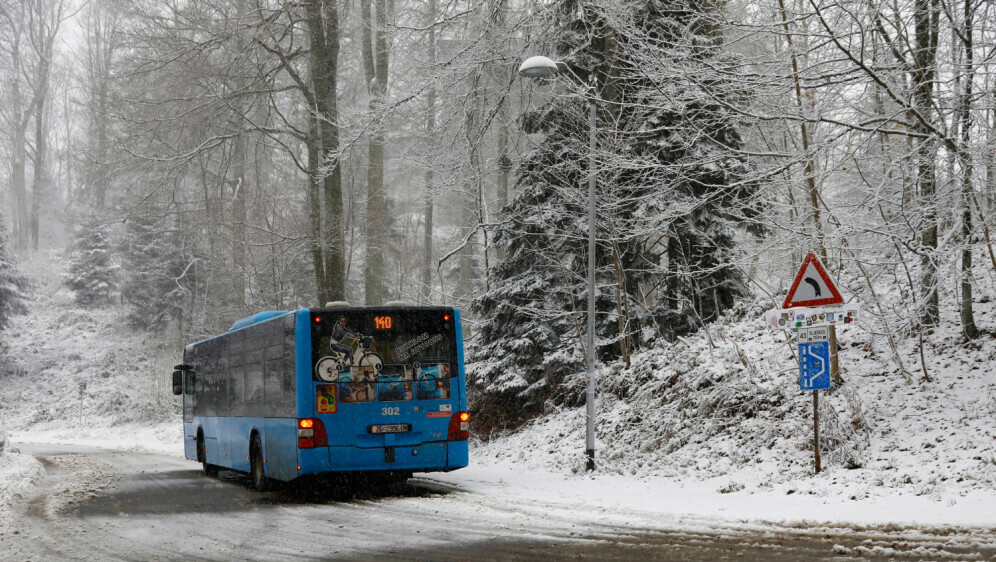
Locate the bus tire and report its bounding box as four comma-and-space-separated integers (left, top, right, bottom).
250, 437, 272, 492
197, 432, 219, 477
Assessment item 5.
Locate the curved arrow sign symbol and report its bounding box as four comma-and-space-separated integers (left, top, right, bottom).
804, 277, 822, 297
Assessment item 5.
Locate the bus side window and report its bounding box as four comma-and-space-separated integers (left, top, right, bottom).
184, 372, 196, 395
229, 365, 245, 417
246, 362, 264, 416
282, 316, 296, 396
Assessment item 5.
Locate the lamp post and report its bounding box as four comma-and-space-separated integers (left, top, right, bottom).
518, 56, 597, 472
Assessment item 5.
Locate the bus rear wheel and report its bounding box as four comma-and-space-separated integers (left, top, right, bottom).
250, 437, 272, 492
197, 433, 219, 477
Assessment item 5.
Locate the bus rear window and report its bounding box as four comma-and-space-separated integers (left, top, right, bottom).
312, 309, 457, 403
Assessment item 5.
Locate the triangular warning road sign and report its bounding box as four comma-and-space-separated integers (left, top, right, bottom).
783, 252, 844, 308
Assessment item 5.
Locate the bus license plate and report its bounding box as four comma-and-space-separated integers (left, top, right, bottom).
369, 423, 411, 434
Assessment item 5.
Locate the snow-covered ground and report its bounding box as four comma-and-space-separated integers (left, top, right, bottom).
2, 252, 995, 535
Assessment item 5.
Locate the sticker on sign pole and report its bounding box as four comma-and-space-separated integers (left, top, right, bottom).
783, 253, 844, 308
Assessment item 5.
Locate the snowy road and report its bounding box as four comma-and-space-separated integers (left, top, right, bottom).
4, 443, 996, 561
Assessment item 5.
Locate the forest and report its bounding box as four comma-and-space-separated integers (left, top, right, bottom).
2, 0, 996, 434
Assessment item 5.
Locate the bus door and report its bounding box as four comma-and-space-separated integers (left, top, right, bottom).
182, 371, 196, 459
173, 358, 197, 460
177, 353, 196, 425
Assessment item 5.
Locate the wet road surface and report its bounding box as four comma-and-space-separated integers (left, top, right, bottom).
3, 443, 995, 561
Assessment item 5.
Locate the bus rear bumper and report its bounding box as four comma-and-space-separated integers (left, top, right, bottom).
297, 441, 468, 477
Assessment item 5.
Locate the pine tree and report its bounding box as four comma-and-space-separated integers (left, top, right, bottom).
0, 214, 29, 329
471, 0, 763, 426
469, 172, 591, 428
618, 0, 764, 338
121, 212, 202, 332
65, 222, 118, 307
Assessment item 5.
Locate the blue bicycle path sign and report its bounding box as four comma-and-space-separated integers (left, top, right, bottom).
798, 341, 831, 391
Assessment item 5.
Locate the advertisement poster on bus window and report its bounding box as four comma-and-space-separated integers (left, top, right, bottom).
310, 311, 456, 406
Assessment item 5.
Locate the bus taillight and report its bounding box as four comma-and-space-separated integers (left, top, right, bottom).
448, 412, 470, 441
298, 418, 328, 448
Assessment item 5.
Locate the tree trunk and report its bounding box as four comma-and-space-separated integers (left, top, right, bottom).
13, 121, 28, 254
61, 86, 72, 201
492, 0, 509, 215
30, 55, 51, 252
460, 69, 483, 303
94, 62, 110, 208
305, 0, 346, 304
957, 0, 978, 339
231, 133, 248, 303
362, 0, 389, 305
421, 0, 437, 305
913, 0, 940, 326
307, 117, 328, 304
87, 0, 117, 209
10, 30, 30, 253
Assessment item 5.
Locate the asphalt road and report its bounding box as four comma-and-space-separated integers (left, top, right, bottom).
3, 443, 995, 561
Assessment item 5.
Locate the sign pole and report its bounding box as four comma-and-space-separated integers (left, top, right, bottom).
813, 390, 820, 474
79, 381, 86, 428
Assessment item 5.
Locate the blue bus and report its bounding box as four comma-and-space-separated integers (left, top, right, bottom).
171, 305, 469, 490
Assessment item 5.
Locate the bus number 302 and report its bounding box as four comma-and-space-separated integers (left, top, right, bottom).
382, 407, 400, 416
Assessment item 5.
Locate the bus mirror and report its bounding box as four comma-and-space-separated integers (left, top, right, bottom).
172, 371, 183, 395
185, 372, 196, 395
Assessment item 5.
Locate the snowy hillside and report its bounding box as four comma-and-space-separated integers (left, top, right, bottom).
472, 299, 996, 500
0, 252, 181, 452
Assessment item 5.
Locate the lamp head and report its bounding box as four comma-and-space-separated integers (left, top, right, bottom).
518, 56, 559, 78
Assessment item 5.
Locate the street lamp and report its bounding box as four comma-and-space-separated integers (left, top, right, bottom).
517, 56, 559, 78
519, 56, 598, 472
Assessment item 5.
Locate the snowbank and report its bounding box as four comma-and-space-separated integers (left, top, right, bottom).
0, 252, 185, 524
434, 462, 996, 528
0, 450, 45, 533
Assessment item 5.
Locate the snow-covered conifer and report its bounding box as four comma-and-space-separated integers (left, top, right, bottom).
65, 222, 118, 307
0, 214, 29, 329
121, 213, 202, 332
471, 0, 763, 426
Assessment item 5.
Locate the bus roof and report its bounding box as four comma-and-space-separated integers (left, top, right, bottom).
230, 310, 292, 331
185, 305, 460, 350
